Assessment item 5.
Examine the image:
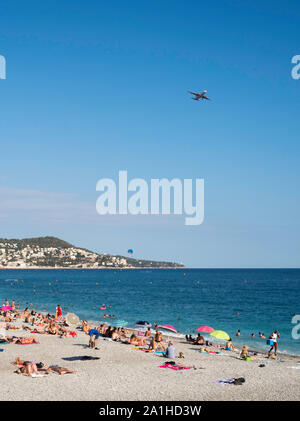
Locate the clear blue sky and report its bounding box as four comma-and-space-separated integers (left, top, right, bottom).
0, 0, 299, 267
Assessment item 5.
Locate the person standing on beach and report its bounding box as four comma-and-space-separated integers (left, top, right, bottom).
268, 331, 278, 357
56, 304, 62, 321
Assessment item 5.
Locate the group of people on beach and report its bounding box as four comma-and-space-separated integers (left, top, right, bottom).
235, 328, 280, 356
1, 297, 283, 379
0, 300, 78, 377
84, 320, 175, 356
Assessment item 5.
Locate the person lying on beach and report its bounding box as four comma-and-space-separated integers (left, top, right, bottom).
16, 361, 40, 377
14, 357, 45, 368
15, 336, 39, 345
45, 365, 76, 375
128, 334, 147, 347
22, 323, 31, 330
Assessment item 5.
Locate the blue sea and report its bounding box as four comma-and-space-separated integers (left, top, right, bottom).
1, 268, 300, 355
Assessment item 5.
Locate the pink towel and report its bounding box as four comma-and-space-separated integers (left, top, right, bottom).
159, 364, 192, 370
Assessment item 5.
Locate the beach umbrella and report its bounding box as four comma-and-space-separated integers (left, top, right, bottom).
65, 312, 80, 326
196, 326, 214, 333
111, 320, 128, 327
210, 330, 230, 341
0, 306, 12, 311
135, 321, 152, 328
157, 324, 177, 334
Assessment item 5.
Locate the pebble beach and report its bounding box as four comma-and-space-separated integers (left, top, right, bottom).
1, 319, 300, 401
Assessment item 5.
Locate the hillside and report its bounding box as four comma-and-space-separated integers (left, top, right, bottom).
0, 236, 184, 269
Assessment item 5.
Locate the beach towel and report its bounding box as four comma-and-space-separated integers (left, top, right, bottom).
62, 356, 100, 361
159, 363, 192, 371
214, 378, 235, 386
215, 377, 245, 386
18, 341, 40, 345
31, 373, 46, 378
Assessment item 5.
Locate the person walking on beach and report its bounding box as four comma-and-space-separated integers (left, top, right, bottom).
268, 331, 278, 357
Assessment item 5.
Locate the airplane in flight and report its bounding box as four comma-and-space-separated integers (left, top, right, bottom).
188, 90, 211, 101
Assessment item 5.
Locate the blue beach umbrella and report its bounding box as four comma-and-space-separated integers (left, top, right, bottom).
111, 320, 128, 327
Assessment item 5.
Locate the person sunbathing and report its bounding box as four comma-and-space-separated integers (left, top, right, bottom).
15, 361, 40, 377
47, 323, 59, 335
128, 334, 147, 347
240, 345, 249, 358
148, 337, 166, 351
225, 338, 235, 351
45, 365, 76, 375
155, 331, 163, 343
111, 328, 121, 341
195, 334, 205, 345
14, 357, 44, 368
15, 336, 39, 344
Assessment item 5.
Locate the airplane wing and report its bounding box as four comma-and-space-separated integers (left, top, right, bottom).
202, 95, 211, 100
188, 91, 199, 96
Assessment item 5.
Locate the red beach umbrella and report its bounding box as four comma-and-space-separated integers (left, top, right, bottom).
196, 326, 214, 333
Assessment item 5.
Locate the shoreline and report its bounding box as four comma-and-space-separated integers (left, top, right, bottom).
0, 266, 185, 270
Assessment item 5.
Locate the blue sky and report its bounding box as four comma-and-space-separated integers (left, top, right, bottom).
0, 0, 299, 267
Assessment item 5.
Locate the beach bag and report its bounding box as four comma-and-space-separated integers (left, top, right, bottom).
266, 339, 274, 346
